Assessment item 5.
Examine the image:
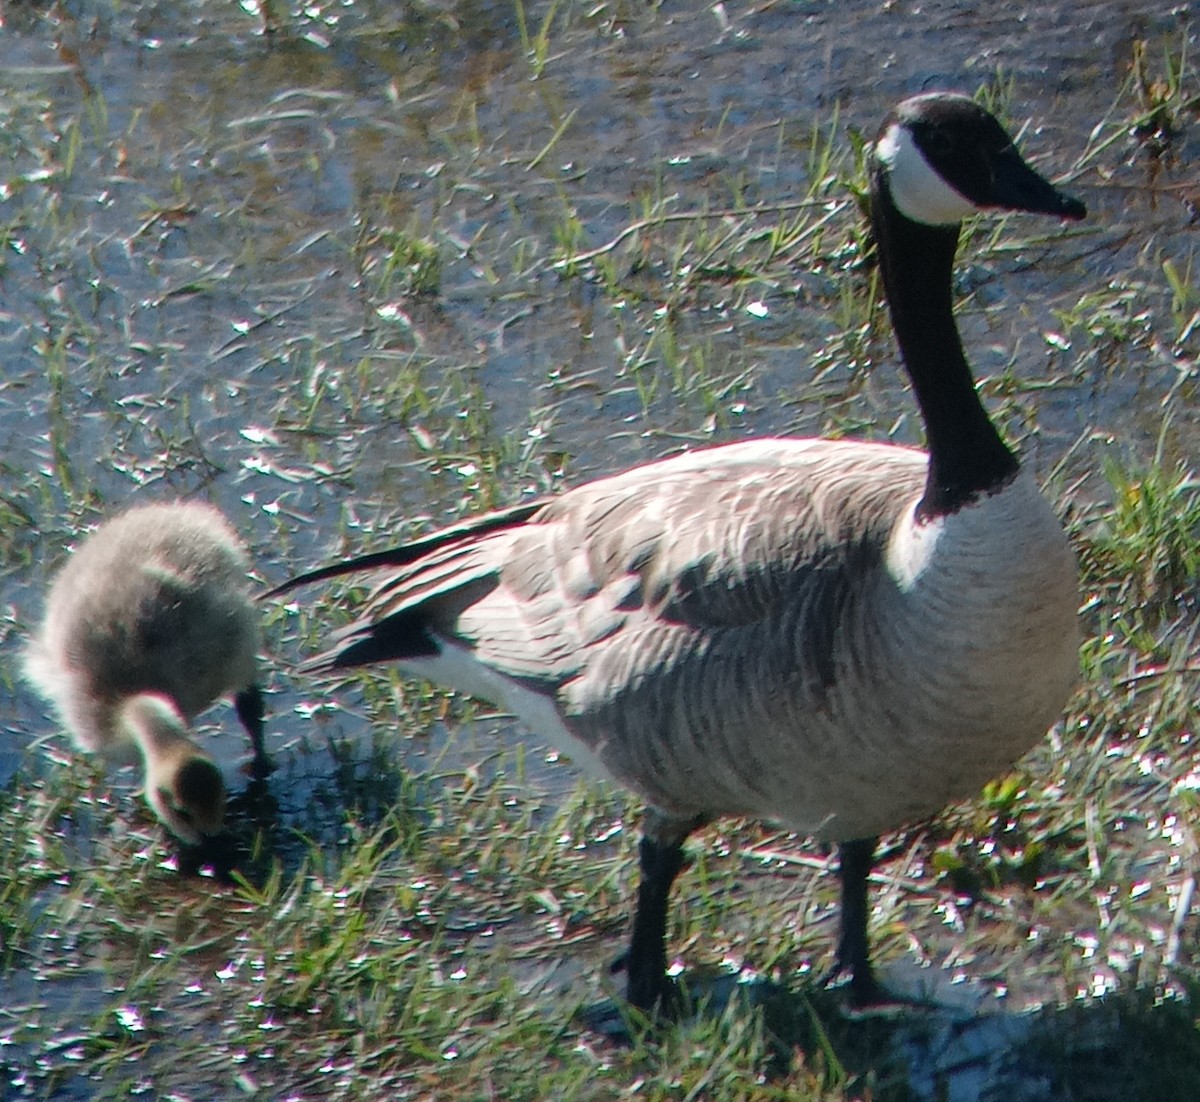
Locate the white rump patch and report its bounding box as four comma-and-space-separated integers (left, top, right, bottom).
876, 123, 980, 226
403, 641, 615, 783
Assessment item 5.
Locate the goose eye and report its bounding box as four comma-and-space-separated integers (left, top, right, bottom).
921, 129, 953, 159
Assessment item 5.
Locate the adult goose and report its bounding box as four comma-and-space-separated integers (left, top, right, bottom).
25, 501, 268, 844
270, 93, 1085, 1009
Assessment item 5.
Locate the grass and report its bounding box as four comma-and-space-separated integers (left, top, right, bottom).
1, 0, 1199, 1098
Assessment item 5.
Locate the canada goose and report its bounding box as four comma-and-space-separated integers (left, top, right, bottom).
24, 501, 268, 845
269, 93, 1085, 1010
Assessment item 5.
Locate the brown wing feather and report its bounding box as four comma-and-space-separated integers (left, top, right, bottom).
289, 440, 928, 694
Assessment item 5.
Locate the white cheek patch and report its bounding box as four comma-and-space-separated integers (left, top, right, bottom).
876, 123, 980, 226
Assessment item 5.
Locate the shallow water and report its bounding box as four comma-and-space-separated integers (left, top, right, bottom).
0, 0, 1196, 1093
1, 0, 1194, 774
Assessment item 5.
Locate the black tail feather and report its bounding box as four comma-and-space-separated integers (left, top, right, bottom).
260, 500, 544, 602
295, 611, 440, 676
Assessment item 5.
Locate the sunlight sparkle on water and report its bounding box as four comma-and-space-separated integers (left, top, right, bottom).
114, 1006, 144, 1033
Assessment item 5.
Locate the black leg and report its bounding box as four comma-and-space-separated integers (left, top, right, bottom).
834, 835, 887, 1006
624, 811, 705, 1014
234, 684, 272, 779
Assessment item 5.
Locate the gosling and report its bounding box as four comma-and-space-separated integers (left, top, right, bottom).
24, 501, 267, 844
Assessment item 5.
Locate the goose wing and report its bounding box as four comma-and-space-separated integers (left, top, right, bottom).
292, 439, 928, 696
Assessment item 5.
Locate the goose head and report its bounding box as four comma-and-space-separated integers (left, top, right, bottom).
873, 92, 1087, 227
120, 694, 226, 844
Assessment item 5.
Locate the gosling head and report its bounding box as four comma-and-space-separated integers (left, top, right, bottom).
120, 694, 227, 844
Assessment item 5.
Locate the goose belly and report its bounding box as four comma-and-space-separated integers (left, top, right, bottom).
562, 475, 1080, 841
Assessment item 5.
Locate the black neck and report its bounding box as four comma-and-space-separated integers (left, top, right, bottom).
870, 163, 1019, 518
